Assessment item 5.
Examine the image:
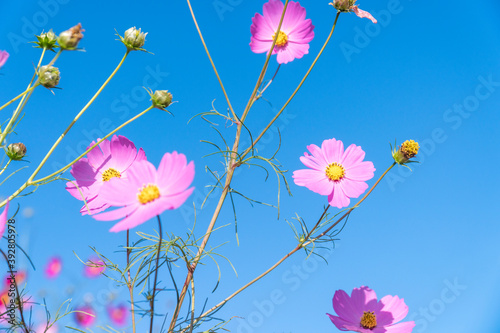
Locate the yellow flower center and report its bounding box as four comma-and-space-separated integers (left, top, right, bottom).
360, 311, 377, 329
325, 162, 345, 181
102, 168, 121, 182
401, 139, 419, 159
137, 184, 161, 204
272, 31, 288, 47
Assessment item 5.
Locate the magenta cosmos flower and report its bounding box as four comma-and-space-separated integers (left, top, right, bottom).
0, 200, 9, 238
45, 256, 62, 279
0, 51, 9, 69
327, 286, 415, 332
250, 0, 314, 64
83, 256, 105, 278
66, 135, 145, 215
93, 152, 194, 232
75, 305, 96, 327
107, 304, 128, 326
292, 138, 375, 208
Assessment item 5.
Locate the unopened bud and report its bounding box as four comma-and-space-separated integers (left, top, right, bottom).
33, 30, 58, 50
58, 23, 84, 50
122, 27, 147, 50
392, 140, 419, 165
331, 0, 355, 12
38, 65, 60, 88
7, 143, 27, 160
151, 90, 173, 110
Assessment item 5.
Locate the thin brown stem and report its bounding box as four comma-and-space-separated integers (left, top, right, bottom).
126, 230, 136, 333
149, 215, 163, 333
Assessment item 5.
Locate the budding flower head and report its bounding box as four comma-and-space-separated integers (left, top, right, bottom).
58, 23, 84, 50
120, 27, 147, 51
331, 0, 355, 12
38, 65, 60, 88
392, 140, 419, 165
151, 90, 173, 110
7, 143, 27, 161
32, 30, 58, 51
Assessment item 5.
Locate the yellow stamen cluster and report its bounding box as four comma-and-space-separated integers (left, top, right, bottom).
400, 140, 419, 159
102, 168, 121, 182
137, 184, 161, 204
272, 31, 288, 47
325, 162, 345, 181
360, 311, 377, 329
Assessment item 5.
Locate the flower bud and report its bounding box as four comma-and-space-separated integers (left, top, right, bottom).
330, 0, 355, 12
0, 50, 9, 69
392, 140, 419, 165
58, 23, 84, 50
122, 27, 147, 50
38, 65, 60, 88
151, 90, 173, 110
7, 143, 27, 161
33, 30, 58, 50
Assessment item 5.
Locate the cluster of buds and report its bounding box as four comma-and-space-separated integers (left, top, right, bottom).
392, 140, 419, 165
150, 90, 173, 110
6, 143, 27, 161
119, 27, 148, 51
32, 30, 58, 51
38, 65, 60, 88
58, 23, 84, 50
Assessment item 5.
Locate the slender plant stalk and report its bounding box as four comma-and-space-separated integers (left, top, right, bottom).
181, 163, 396, 331
0, 159, 12, 176
1, 250, 29, 333
0, 85, 38, 113
126, 230, 136, 333
149, 215, 163, 333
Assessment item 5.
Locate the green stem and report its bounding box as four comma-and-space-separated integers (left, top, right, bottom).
149, 215, 163, 333
127, 230, 137, 333
0, 85, 38, 113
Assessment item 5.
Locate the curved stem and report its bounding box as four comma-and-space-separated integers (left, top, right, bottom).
0, 159, 12, 176
126, 230, 137, 333
149, 215, 163, 333
0, 85, 38, 113
240, 12, 341, 161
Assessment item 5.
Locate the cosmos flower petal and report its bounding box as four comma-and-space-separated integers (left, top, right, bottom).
284, 42, 310, 61
98, 178, 138, 206
281, 1, 307, 31
69, 158, 95, 182
346, 161, 375, 181
383, 321, 416, 332
108, 205, 158, 232
79, 195, 111, 215
342, 144, 366, 166
293, 169, 333, 195
86, 140, 109, 167
109, 135, 141, 169
352, 6, 378, 24
380, 295, 409, 324
332, 289, 364, 323
340, 179, 369, 198
0, 200, 9, 238
306, 144, 329, 167
163, 187, 195, 210
328, 183, 350, 208
251, 14, 276, 41
128, 160, 157, 185
322, 138, 344, 163
262, 0, 284, 29
288, 19, 314, 42
0, 51, 9, 68
299, 154, 324, 171
92, 205, 138, 221
326, 313, 357, 331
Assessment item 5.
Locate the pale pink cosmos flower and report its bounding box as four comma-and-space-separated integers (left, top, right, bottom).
83, 256, 105, 278
293, 138, 375, 208
0, 51, 9, 69
35, 323, 59, 333
0, 200, 9, 238
45, 256, 62, 279
93, 152, 194, 232
327, 286, 415, 332
107, 304, 128, 326
250, 0, 314, 64
74, 305, 96, 327
66, 135, 146, 215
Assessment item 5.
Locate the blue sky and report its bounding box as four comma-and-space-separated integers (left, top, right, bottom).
1, 0, 500, 332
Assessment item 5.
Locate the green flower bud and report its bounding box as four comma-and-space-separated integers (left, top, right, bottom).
38, 65, 60, 88
58, 23, 84, 50
122, 27, 147, 50
33, 30, 58, 50
151, 90, 173, 110
392, 140, 419, 165
7, 143, 27, 161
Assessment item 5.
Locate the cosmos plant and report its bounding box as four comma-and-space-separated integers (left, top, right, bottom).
0, 1, 423, 332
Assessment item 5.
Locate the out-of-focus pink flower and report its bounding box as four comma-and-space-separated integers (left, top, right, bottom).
4, 270, 26, 288
84, 256, 105, 278
93, 151, 194, 232
250, 0, 314, 64
0, 51, 9, 69
107, 304, 128, 326
327, 286, 415, 332
66, 135, 146, 215
74, 305, 96, 327
0, 200, 9, 238
45, 257, 62, 279
293, 138, 375, 208
35, 323, 59, 333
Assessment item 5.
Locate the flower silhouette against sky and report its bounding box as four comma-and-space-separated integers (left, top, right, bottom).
93, 151, 194, 232
293, 138, 375, 208
66, 135, 145, 215
327, 286, 415, 332
250, 0, 314, 64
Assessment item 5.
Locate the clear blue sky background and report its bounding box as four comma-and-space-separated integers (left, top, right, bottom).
1, 0, 499, 332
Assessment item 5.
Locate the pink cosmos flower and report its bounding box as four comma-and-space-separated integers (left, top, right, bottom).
35, 324, 59, 333
0, 200, 9, 238
0, 51, 9, 69
45, 257, 62, 279
74, 305, 96, 327
327, 286, 415, 332
66, 135, 146, 215
292, 138, 375, 208
250, 0, 314, 64
83, 256, 105, 278
93, 152, 195, 232
107, 304, 128, 326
